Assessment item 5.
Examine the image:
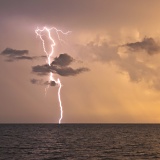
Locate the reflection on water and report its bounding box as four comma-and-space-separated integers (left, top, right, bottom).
0, 124, 160, 159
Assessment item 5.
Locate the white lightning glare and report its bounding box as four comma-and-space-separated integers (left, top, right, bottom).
35, 26, 71, 124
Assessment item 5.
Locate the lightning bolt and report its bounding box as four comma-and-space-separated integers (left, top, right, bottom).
35, 26, 71, 124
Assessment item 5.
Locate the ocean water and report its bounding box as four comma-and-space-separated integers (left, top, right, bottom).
0, 124, 160, 160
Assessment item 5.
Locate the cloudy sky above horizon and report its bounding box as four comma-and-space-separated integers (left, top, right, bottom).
1, 0, 160, 123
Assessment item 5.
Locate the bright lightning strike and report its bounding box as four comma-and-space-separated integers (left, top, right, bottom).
35, 26, 71, 124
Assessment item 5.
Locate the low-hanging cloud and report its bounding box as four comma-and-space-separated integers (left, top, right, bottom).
1, 48, 29, 56
31, 53, 89, 87
51, 53, 74, 66
32, 64, 89, 77
55, 66, 89, 76
32, 53, 89, 77
1, 48, 37, 61
30, 78, 44, 85
125, 37, 160, 55
32, 64, 52, 75
30, 78, 56, 87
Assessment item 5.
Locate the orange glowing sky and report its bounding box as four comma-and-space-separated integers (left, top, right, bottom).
1, 0, 160, 123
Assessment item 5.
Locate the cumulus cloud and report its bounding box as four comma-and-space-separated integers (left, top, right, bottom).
125, 37, 160, 55
51, 53, 74, 66
32, 53, 89, 78
77, 37, 160, 64
116, 37, 160, 89
1, 48, 37, 61
32, 64, 89, 77
76, 36, 160, 90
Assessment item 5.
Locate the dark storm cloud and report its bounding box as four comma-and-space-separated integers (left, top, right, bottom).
32, 54, 89, 77
1, 48, 28, 56
31, 53, 89, 86
49, 81, 56, 86
55, 67, 89, 76
32, 64, 89, 77
30, 78, 43, 85
1, 48, 45, 62
125, 37, 160, 55
30, 78, 56, 87
32, 64, 51, 75
1, 48, 36, 61
51, 53, 74, 66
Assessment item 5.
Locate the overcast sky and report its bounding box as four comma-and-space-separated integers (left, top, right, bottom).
1, 0, 160, 123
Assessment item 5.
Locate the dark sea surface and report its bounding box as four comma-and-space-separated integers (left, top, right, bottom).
0, 124, 160, 160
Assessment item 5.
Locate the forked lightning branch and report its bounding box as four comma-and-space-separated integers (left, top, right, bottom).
35, 27, 71, 124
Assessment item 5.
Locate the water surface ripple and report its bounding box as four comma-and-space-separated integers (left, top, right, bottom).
0, 124, 160, 160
